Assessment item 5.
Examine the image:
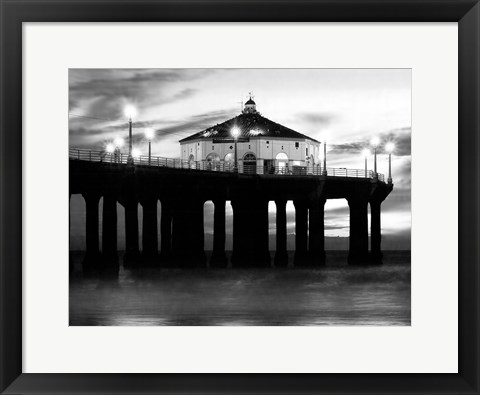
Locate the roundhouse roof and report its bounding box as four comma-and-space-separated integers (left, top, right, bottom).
179, 112, 320, 143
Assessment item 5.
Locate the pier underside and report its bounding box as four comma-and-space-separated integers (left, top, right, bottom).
70, 160, 393, 270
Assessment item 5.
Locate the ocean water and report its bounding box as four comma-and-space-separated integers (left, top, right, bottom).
69, 251, 410, 326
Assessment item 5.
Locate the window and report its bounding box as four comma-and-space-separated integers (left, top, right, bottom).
206, 152, 220, 162
306, 148, 309, 156
266, 141, 270, 144
295, 142, 299, 148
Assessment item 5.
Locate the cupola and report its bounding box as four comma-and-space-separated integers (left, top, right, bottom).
243, 97, 257, 114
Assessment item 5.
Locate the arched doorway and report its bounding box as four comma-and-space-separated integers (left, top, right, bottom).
224, 153, 235, 171
275, 152, 289, 174
243, 152, 257, 174
206, 152, 220, 171
188, 154, 195, 169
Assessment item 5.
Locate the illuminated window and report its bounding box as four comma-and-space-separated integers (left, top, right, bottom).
206, 152, 220, 162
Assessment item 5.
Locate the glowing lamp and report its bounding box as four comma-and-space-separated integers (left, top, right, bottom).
386, 142, 395, 153
106, 143, 115, 153
114, 137, 124, 147
370, 137, 380, 147
231, 128, 240, 138
145, 128, 155, 140
124, 104, 137, 119
362, 148, 370, 158
132, 148, 141, 158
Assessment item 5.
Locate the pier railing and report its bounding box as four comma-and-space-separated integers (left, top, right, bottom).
69, 148, 385, 182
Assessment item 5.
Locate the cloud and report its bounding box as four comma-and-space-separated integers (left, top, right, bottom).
296, 112, 337, 127
69, 109, 236, 149
172, 88, 197, 102
69, 69, 205, 119
154, 109, 236, 139
324, 224, 349, 231
329, 127, 411, 157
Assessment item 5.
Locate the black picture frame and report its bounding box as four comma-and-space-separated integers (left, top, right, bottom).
1, 1, 479, 394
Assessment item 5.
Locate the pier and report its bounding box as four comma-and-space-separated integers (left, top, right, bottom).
69, 148, 393, 269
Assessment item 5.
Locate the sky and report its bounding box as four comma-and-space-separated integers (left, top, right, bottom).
69, 69, 411, 250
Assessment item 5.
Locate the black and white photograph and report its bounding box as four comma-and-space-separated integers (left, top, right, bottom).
69, 68, 411, 326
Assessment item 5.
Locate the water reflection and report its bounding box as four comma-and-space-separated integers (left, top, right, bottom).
69, 252, 411, 326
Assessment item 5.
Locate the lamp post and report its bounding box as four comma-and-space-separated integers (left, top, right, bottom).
124, 105, 137, 165
385, 142, 394, 184
362, 148, 370, 178
145, 128, 154, 165
322, 141, 327, 176
231, 127, 240, 173
371, 137, 380, 180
